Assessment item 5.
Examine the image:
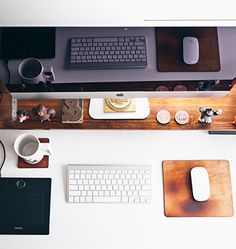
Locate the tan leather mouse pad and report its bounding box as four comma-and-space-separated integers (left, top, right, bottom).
162, 160, 234, 217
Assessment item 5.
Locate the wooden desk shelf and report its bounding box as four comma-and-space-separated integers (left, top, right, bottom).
1, 86, 236, 130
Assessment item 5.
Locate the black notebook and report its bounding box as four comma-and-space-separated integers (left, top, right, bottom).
0, 178, 51, 235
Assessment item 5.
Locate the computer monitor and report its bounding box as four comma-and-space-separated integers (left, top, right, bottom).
6, 80, 231, 100
5, 79, 231, 120
1, 26, 233, 119
2, 25, 232, 100
0, 27, 56, 59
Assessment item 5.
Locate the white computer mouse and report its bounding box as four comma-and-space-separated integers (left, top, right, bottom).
190, 166, 210, 202
183, 36, 199, 65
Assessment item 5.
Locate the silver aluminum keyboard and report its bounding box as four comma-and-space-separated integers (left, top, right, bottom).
67, 164, 151, 203
68, 36, 147, 69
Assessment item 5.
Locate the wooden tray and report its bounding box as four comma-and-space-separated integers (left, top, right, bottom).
18, 138, 49, 168
162, 160, 234, 217
156, 27, 221, 72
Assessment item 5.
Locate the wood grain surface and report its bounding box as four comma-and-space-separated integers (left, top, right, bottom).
156, 27, 221, 72
1, 83, 236, 130
162, 160, 234, 217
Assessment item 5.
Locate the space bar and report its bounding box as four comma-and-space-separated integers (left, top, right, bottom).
93, 197, 121, 203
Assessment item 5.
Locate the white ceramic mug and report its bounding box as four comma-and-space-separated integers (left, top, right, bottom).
14, 133, 52, 164
18, 58, 55, 84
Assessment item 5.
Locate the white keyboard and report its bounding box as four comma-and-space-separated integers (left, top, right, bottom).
67, 164, 151, 203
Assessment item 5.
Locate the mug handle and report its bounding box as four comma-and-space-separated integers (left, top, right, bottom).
40, 143, 53, 156
44, 67, 55, 83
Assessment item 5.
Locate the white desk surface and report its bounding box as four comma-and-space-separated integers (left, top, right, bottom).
0, 129, 236, 249
1, 0, 236, 26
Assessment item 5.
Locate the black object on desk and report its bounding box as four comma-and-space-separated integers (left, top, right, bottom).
0, 178, 51, 234
0, 27, 56, 59
209, 131, 236, 135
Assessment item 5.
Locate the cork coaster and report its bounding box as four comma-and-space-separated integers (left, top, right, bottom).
18, 138, 49, 168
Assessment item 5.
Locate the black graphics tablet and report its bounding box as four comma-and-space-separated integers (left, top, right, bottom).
0, 178, 51, 235
0, 27, 56, 59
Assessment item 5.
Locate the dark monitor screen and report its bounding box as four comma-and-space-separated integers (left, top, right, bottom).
0, 178, 51, 235
0, 27, 56, 59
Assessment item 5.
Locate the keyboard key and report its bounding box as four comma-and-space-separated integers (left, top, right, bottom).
69, 185, 78, 190
75, 197, 80, 202
122, 196, 128, 202
69, 180, 76, 184
80, 197, 85, 202
69, 196, 74, 203
94, 37, 118, 42
93, 196, 121, 203
69, 191, 80, 196
86, 197, 93, 202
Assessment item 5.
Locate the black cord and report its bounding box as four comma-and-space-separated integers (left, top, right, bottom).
0, 140, 6, 178
4, 59, 10, 84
